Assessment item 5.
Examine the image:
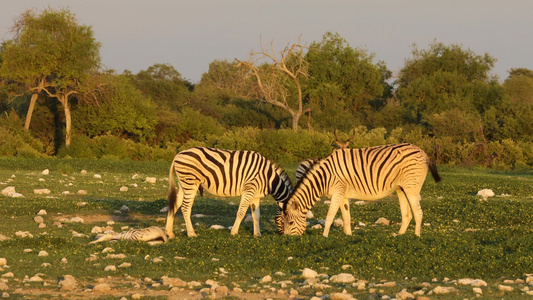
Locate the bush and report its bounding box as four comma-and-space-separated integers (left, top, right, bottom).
0, 114, 46, 158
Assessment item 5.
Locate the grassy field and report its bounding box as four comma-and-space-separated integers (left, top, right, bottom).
1, 158, 533, 299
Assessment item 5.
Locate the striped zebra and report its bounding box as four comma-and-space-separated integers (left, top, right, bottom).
165, 147, 292, 238
295, 158, 319, 182
89, 226, 168, 245
282, 143, 441, 237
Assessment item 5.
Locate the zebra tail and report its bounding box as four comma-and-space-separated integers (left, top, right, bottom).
428, 159, 442, 183
167, 161, 177, 213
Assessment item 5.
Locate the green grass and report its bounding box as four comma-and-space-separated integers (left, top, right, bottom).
1, 157, 533, 298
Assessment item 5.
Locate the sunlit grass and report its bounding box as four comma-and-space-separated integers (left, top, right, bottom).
1, 157, 532, 298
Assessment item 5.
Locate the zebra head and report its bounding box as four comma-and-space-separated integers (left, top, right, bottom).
281, 199, 307, 235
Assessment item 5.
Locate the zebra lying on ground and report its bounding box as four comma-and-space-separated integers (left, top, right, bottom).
165, 147, 293, 238
89, 226, 168, 245
282, 143, 441, 237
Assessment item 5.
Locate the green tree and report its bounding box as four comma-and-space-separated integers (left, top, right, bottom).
397, 42, 501, 123
305, 32, 390, 130
131, 63, 192, 110
0, 8, 101, 147
503, 68, 533, 105
73, 75, 157, 142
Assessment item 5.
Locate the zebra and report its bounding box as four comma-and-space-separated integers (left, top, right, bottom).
89, 226, 168, 245
282, 143, 441, 237
165, 147, 293, 238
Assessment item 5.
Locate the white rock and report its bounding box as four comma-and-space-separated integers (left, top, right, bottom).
119, 186, 128, 192
498, 285, 513, 292
375, 217, 390, 226
260, 275, 272, 283
118, 262, 131, 268
104, 265, 116, 271
91, 226, 103, 233
0, 259, 6, 267
334, 218, 344, 227
29, 275, 43, 282
430, 286, 456, 295
69, 217, 85, 223
457, 278, 487, 287
341, 264, 352, 270
93, 283, 111, 293
34, 216, 44, 224
120, 205, 130, 211
15, 231, 33, 238
131, 174, 139, 180
77, 190, 88, 195
80, 170, 87, 174
93, 174, 102, 179
1, 272, 14, 278
38, 250, 49, 257
311, 224, 323, 229
59, 275, 76, 291
38, 223, 47, 229
1, 187, 16, 197
0, 235, 9, 241
61, 258, 68, 263
160, 206, 168, 213
473, 287, 483, 294
210, 225, 224, 230
306, 211, 314, 219
302, 268, 318, 279
42, 169, 50, 175
330, 273, 356, 283
145, 177, 157, 184
477, 189, 495, 199
102, 247, 114, 253
34, 189, 51, 195
152, 258, 163, 263
396, 289, 415, 300
37, 209, 47, 216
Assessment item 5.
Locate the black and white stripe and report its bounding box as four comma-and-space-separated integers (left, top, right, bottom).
282, 143, 441, 237
165, 147, 292, 238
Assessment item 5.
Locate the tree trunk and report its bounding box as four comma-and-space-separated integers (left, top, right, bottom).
24, 93, 39, 131
291, 111, 302, 131
59, 95, 72, 148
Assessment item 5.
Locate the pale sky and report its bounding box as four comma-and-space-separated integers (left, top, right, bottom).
1, 1, 532, 83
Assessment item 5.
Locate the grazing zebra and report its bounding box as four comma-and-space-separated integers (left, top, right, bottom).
295, 158, 319, 182
282, 143, 441, 237
165, 147, 292, 238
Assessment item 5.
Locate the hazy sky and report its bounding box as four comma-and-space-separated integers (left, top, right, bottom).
1, 1, 532, 83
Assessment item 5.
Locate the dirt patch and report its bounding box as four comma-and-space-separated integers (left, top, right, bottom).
52, 213, 165, 224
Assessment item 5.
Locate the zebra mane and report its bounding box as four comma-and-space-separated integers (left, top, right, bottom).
283, 158, 326, 212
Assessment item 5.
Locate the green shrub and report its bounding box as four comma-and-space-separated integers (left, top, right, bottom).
206, 127, 261, 151
0, 115, 46, 158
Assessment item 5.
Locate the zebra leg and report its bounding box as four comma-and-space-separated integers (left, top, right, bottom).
181, 187, 199, 237
231, 190, 254, 235
397, 187, 413, 235
323, 195, 343, 237
340, 198, 352, 235
165, 187, 184, 239
406, 192, 423, 236
250, 197, 261, 236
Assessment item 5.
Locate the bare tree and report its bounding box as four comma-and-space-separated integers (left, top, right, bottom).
236, 37, 310, 131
